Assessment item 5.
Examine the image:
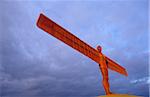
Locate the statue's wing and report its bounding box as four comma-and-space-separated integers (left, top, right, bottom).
105, 56, 128, 76
36, 13, 100, 63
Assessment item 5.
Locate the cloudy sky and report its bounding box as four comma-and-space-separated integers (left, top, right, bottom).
0, 0, 149, 97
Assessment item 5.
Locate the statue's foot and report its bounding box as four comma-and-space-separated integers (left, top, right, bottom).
106, 91, 114, 95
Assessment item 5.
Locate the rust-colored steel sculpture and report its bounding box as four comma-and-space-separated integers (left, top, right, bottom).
36, 13, 128, 95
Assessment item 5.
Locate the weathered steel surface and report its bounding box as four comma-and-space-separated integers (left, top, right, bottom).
36, 13, 100, 63
36, 13, 127, 76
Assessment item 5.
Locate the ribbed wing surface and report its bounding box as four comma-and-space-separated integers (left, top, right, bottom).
105, 56, 128, 76
37, 13, 100, 63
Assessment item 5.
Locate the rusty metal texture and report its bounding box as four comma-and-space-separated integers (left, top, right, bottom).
36, 13, 127, 76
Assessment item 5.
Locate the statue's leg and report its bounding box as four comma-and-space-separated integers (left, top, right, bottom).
99, 64, 112, 95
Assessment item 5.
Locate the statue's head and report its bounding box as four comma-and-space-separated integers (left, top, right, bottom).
97, 45, 102, 53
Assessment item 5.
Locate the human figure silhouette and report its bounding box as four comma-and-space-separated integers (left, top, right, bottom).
97, 45, 112, 95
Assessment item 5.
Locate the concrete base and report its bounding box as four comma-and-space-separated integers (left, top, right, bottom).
99, 94, 141, 97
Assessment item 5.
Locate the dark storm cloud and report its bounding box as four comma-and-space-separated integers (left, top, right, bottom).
0, 0, 149, 97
